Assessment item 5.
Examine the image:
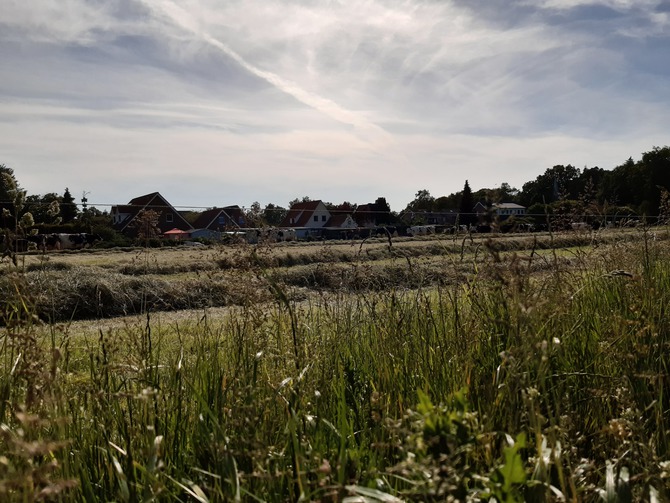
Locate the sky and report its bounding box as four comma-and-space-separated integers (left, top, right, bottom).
1, 0, 669, 212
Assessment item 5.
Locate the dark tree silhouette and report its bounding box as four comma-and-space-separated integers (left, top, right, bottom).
61, 187, 78, 223
459, 180, 474, 226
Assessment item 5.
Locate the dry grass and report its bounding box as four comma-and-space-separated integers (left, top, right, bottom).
1, 226, 669, 501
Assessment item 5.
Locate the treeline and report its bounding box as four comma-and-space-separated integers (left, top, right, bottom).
2, 145, 669, 239
0, 167, 126, 246
403, 145, 670, 223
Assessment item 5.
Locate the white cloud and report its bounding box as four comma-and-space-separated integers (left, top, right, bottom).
522, 0, 657, 10
0, 0, 669, 211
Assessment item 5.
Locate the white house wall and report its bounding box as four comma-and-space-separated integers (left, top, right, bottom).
304, 202, 331, 228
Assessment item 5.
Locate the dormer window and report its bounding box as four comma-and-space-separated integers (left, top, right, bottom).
166, 213, 174, 223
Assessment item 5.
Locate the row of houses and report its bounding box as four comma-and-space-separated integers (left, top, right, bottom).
111, 192, 526, 240
112, 192, 245, 239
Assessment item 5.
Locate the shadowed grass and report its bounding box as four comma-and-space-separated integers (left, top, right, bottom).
0, 230, 668, 501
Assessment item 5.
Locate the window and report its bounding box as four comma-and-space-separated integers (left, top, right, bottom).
322, 215, 327, 222
218, 215, 226, 225
314, 215, 318, 222
166, 213, 174, 223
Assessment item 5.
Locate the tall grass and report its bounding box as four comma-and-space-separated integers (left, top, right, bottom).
0, 233, 668, 501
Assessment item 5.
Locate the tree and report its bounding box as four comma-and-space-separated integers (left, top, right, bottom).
0, 164, 23, 230
404, 189, 435, 213
493, 182, 519, 202
459, 181, 474, 226
520, 165, 582, 206
245, 202, 263, 227
288, 196, 311, 208
132, 209, 161, 240
61, 188, 78, 223
372, 197, 392, 225
0, 164, 21, 203
597, 150, 669, 216
639, 146, 670, 217
262, 203, 287, 227
0, 164, 36, 237
434, 193, 460, 211
24, 193, 61, 226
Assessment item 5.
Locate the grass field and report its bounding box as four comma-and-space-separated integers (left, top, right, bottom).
1, 227, 669, 501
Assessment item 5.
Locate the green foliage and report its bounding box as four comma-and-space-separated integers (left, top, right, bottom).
24, 193, 61, 226
1, 232, 670, 500
404, 189, 435, 213
0, 164, 20, 206
490, 433, 527, 503
0, 165, 27, 232
60, 188, 78, 223
473, 182, 520, 206
262, 203, 287, 226
459, 180, 474, 226
520, 164, 582, 206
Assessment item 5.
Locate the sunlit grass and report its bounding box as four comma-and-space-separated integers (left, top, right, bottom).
0, 228, 668, 501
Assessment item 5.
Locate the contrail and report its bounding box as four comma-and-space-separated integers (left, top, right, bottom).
141, 0, 390, 143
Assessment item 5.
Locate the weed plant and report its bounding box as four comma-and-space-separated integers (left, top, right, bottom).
0, 230, 668, 501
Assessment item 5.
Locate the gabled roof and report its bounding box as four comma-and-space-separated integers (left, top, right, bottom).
193, 206, 244, 229
128, 193, 162, 207
112, 192, 193, 232
325, 214, 354, 228
280, 200, 324, 227
493, 202, 526, 209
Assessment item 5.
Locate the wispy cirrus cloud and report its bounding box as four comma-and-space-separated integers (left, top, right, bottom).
0, 0, 668, 210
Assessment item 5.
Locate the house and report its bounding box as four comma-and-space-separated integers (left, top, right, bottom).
473, 202, 526, 221
400, 210, 457, 227
192, 205, 246, 234
473, 202, 489, 216
325, 214, 357, 229
193, 205, 246, 230
111, 192, 193, 237
318, 213, 359, 240
279, 200, 331, 238
353, 197, 392, 227
492, 202, 526, 217
424, 211, 458, 226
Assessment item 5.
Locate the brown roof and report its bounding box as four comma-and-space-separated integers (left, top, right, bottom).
193, 206, 245, 230
280, 200, 323, 227
325, 214, 352, 227
112, 192, 193, 234
128, 192, 161, 207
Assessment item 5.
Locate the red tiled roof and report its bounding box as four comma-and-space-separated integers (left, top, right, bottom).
291, 201, 321, 211
294, 211, 314, 227
325, 214, 352, 227
280, 200, 324, 227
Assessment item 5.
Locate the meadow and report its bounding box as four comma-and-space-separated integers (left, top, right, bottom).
0, 228, 668, 501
